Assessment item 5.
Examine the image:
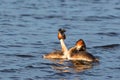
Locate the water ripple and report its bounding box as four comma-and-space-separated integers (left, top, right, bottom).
94, 44, 120, 49
0, 69, 20, 73
84, 15, 120, 21
15, 54, 35, 58
96, 32, 120, 36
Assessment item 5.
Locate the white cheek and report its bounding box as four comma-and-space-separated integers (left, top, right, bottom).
76, 46, 82, 50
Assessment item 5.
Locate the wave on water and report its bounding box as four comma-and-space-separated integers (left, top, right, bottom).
96, 32, 120, 36
93, 44, 120, 49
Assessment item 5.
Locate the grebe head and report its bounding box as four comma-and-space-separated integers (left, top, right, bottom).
75, 39, 86, 51
58, 28, 66, 40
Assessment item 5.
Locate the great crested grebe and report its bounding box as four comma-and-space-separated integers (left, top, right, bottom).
67, 39, 99, 63
43, 28, 68, 59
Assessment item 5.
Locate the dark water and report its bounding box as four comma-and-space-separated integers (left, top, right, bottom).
0, 0, 120, 80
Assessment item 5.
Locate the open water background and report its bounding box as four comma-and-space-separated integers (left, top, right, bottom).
0, 0, 120, 80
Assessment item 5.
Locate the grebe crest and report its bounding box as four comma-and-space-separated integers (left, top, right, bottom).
75, 39, 86, 51
58, 28, 66, 40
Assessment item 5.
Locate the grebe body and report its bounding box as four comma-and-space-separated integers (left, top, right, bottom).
43, 50, 65, 59
67, 39, 98, 62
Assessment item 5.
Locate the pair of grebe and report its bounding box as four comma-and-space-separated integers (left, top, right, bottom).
43, 29, 98, 63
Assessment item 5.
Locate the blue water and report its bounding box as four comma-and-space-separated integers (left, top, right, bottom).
0, 0, 120, 80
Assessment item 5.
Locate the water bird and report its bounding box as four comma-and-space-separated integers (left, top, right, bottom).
43, 28, 68, 59
67, 39, 99, 63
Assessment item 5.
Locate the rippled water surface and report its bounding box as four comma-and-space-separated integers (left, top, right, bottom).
0, 0, 120, 80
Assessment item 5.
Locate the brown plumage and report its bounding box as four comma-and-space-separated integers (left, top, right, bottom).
43, 50, 64, 59
68, 39, 99, 63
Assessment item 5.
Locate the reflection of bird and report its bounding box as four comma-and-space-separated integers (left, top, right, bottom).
67, 39, 99, 63
70, 60, 93, 72
43, 28, 68, 59
51, 60, 93, 73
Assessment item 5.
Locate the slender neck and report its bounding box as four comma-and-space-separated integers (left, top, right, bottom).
67, 46, 76, 59
60, 39, 68, 55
